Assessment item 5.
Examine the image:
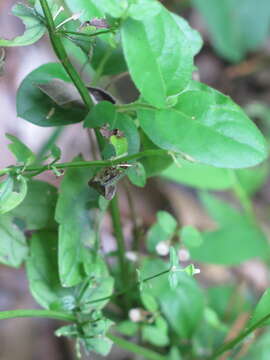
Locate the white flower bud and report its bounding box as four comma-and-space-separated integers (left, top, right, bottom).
156, 241, 170, 256
178, 248, 190, 262
129, 308, 143, 323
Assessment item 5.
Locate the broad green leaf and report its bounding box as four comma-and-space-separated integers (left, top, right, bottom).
128, 0, 162, 21
169, 347, 183, 360
26, 231, 73, 310
91, 38, 127, 76
84, 101, 140, 155
6, 133, 35, 165
55, 159, 99, 287
180, 226, 203, 248
0, 214, 28, 267
12, 180, 57, 230
141, 258, 205, 337
95, 0, 127, 18
189, 193, 270, 265
192, 0, 270, 62
65, 0, 104, 19
0, 176, 28, 214
0, 3, 45, 47
121, 8, 193, 107
248, 289, 270, 328
172, 14, 203, 56
140, 131, 173, 177
139, 82, 267, 168
17, 63, 87, 127
158, 212, 177, 234
162, 160, 233, 190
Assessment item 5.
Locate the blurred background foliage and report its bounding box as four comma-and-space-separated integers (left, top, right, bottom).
1, 0, 270, 359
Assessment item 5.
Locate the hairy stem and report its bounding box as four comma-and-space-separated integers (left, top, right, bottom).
0, 309, 75, 322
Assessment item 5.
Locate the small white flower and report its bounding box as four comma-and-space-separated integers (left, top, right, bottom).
125, 251, 138, 262
178, 248, 190, 262
129, 308, 143, 323
156, 241, 170, 256
193, 267, 201, 275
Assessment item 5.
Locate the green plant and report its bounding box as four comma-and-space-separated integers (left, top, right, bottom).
0, 0, 270, 359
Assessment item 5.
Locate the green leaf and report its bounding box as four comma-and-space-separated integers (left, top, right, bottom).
188, 193, 270, 265
128, 0, 162, 21
0, 214, 28, 267
162, 160, 233, 190
127, 162, 146, 187
169, 347, 183, 360
84, 101, 140, 155
248, 289, 270, 328
172, 14, 203, 56
140, 131, 173, 177
139, 82, 267, 168
141, 258, 204, 338
180, 226, 203, 248
65, 0, 104, 19
110, 135, 128, 157
0, 3, 45, 47
142, 321, 169, 347
243, 331, 270, 360
121, 8, 193, 107
116, 321, 139, 336
91, 38, 127, 76
6, 133, 35, 165
17, 63, 87, 127
11, 180, 57, 230
141, 292, 159, 312
26, 231, 73, 310
83, 335, 113, 356
146, 211, 177, 252
0, 176, 28, 214
192, 0, 270, 62
95, 0, 127, 18
236, 163, 269, 195
55, 158, 99, 287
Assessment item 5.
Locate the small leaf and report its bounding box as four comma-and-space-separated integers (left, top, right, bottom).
11, 180, 57, 230
51, 144, 62, 161
0, 176, 28, 214
180, 226, 203, 248
17, 63, 87, 127
0, 214, 28, 267
116, 321, 139, 336
141, 292, 159, 312
110, 135, 128, 157
6, 133, 35, 165
0, 3, 45, 47
127, 162, 146, 187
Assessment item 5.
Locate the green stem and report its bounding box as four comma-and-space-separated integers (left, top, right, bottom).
108, 334, 167, 360
0, 309, 75, 322
210, 312, 270, 359
229, 170, 254, 220
40, 0, 93, 109
84, 269, 170, 306
59, 29, 115, 38
116, 102, 157, 112
110, 195, 129, 292
0, 150, 168, 177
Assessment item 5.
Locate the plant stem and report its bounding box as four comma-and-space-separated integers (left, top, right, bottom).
210, 312, 270, 359
84, 269, 170, 306
116, 102, 157, 112
108, 334, 167, 360
0, 150, 168, 177
0, 309, 75, 322
229, 170, 254, 220
59, 29, 115, 38
110, 195, 129, 292
40, 0, 93, 109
